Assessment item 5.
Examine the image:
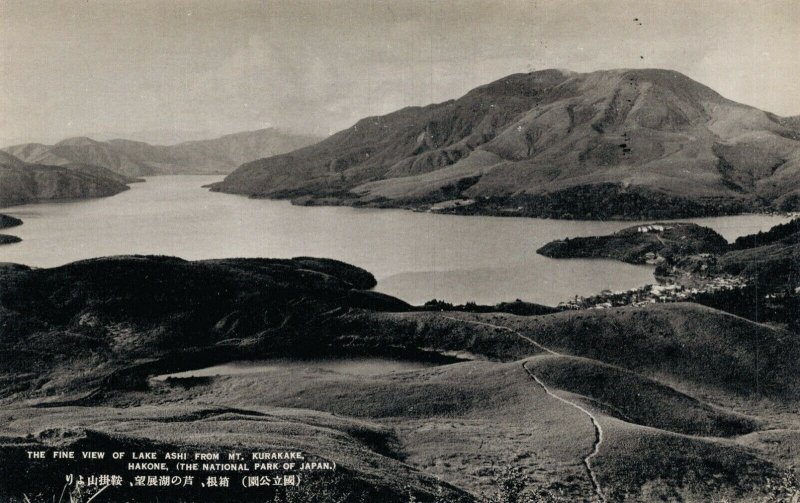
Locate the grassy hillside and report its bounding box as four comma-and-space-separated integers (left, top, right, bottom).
0, 162, 131, 207
596, 417, 782, 502
0, 405, 465, 503
342, 305, 800, 400
211, 69, 800, 220
0, 149, 137, 207
525, 354, 757, 436
0, 256, 797, 501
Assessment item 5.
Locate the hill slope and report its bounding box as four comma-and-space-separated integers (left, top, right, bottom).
211, 68, 800, 219
342, 305, 800, 401
0, 257, 796, 501
4, 129, 321, 177
0, 151, 133, 207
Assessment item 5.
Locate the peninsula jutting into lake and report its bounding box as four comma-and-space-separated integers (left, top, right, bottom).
2, 1, 800, 502
0, 213, 22, 245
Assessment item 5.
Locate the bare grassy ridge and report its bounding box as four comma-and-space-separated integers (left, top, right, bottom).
525, 355, 757, 436
343, 305, 800, 400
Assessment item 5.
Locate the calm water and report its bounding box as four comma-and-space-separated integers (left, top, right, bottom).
154, 358, 438, 381
0, 176, 790, 305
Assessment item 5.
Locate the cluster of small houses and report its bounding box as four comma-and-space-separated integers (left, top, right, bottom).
560, 275, 748, 310
636, 224, 668, 233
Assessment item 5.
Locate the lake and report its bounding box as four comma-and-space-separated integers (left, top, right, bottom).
1, 176, 790, 306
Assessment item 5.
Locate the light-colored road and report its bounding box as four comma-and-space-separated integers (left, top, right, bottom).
441, 314, 607, 503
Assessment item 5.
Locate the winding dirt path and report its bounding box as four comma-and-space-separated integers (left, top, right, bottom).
440, 315, 561, 356
440, 315, 607, 503
521, 361, 606, 503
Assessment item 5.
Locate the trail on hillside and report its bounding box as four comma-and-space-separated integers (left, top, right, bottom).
441, 315, 607, 503
440, 315, 561, 356
522, 361, 606, 503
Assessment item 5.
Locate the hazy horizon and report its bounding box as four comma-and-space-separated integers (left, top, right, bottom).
0, 125, 321, 148
2, 0, 799, 146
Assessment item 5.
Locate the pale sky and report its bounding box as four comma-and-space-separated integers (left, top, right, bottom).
1, 0, 798, 145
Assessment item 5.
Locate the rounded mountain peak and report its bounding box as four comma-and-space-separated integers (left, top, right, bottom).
55, 136, 101, 147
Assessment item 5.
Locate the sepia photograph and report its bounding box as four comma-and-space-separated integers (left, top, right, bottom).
1, 0, 799, 501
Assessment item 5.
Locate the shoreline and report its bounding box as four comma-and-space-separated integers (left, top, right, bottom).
208, 186, 797, 223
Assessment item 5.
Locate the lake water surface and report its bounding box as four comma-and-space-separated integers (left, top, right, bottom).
1, 176, 790, 306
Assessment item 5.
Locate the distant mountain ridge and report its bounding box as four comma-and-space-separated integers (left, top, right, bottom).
4, 128, 321, 178
211, 68, 800, 219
